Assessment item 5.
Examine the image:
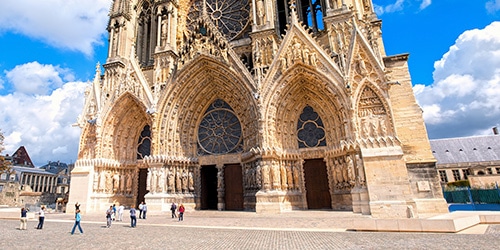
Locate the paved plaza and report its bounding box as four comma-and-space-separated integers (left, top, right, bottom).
1, 210, 499, 249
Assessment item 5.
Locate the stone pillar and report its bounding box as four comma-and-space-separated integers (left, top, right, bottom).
216, 164, 225, 211
67, 162, 95, 214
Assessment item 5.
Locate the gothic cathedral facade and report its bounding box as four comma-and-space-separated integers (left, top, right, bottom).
68, 0, 448, 218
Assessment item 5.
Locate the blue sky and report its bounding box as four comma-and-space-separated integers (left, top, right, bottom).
0, 0, 499, 166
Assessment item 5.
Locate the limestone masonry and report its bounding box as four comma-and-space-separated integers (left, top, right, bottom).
68, 0, 448, 218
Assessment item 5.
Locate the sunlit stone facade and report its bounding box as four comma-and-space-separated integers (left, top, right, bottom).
68, 0, 448, 218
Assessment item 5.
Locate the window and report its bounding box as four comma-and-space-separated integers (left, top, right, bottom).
487, 168, 493, 174
452, 170, 461, 181
0, 185, 3, 192
0, 173, 6, 180
462, 169, 471, 180
277, 0, 325, 35
439, 170, 448, 182
496, 168, 500, 174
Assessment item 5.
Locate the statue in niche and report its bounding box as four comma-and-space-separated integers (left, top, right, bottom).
292, 165, 300, 189
150, 169, 157, 193
302, 47, 310, 64
105, 171, 112, 193
217, 169, 224, 190
346, 156, 356, 185
188, 171, 194, 192
262, 163, 270, 190
271, 163, 280, 189
256, 0, 266, 25
335, 160, 343, 188
292, 38, 302, 62
181, 170, 188, 193
175, 169, 182, 193
113, 172, 120, 192
310, 52, 317, 66
158, 168, 165, 193
331, 160, 338, 186
280, 164, 287, 190
99, 170, 106, 192
286, 164, 294, 189
120, 172, 125, 193
280, 57, 287, 72
369, 119, 378, 138
126, 172, 132, 193
167, 168, 175, 192
161, 18, 168, 45
255, 163, 262, 189
378, 117, 387, 136
355, 54, 368, 76
355, 154, 365, 186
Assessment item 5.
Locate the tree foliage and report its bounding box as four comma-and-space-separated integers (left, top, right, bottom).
0, 129, 11, 172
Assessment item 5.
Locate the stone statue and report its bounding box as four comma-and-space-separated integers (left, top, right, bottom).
256, 0, 266, 25
217, 168, 224, 190
181, 170, 188, 193
175, 169, 182, 193
188, 170, 194, 191
262, 163, 270, 191
158, 167, 165, 193
99, 170, 106, 192
346, 155, 356, 185
126, 172, 132, 193
292, 164, 300, 189
271, 163, 280, 190
286, 164, 294, 190
167, 168, 175, 192
105, 171, 112, 193
113, 172, 120, 192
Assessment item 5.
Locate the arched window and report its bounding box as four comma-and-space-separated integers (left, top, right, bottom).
297, 106, 326, 148
197, 99, 243, 155
277, 0, 325, 35
137, 125, 151, 159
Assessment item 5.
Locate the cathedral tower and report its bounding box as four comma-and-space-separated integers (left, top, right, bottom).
68, 0, 448, 218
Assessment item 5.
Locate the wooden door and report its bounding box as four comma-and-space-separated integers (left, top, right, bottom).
303, 159, 332, 209
224, 164, 244, 210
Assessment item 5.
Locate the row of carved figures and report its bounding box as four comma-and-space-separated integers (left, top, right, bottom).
243, 160, 302, 192
328, 154, 365, 190
93, 169, 136, 195
147, 166, 195, 194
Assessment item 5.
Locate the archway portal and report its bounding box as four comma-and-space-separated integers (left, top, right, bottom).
201, 165, 218, 210
303, 159, 332, 209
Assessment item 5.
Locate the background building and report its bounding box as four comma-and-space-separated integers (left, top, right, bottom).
68, 0, 448, 218
431, 131, 500, 188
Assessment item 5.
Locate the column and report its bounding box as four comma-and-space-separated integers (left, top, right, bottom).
216, 164, 225, 211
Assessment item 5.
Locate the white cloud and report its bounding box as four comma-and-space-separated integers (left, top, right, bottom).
486, 0, 500, 13
414, 21, 500, 139
0, 62, 88, 166
0, 0, 111, 56
5, 62, 74, 95
374, 0, 405, 15
420, 0, 432, 10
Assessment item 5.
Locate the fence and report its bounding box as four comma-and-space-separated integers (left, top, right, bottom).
443, 186, 500, 211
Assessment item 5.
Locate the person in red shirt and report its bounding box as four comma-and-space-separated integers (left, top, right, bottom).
178, 204, 185, 221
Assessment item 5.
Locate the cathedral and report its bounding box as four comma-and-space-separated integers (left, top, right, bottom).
68, 0, 449, 218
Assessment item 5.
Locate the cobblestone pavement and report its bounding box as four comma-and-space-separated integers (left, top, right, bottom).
1, 211, 499, 250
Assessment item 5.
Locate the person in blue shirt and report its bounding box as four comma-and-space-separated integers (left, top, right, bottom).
129, 206, 137, 228
71, 209, 83, 235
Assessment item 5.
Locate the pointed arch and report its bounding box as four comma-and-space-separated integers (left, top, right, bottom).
155, 57, 258, 156
355, 84, 394, 139
100, 92, 152, 162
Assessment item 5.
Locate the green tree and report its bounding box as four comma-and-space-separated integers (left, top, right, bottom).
0, 129, 11, 172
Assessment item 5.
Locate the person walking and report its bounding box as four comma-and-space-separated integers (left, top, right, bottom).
106, 206, 113, 228
141, 202, 147, 219
36, 206, 45, 229
117, 204, 124, 221
129, 206, 137, 228
178, 204, 185, 221
71, 209, 84, 235
138, 202, 144, 219
20, 207, 28, 230
112, 204, 117, 221
170, 202, 177, 218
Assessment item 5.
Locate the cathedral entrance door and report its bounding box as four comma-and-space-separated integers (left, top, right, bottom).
303, 159, 332, 209
201, 165, 218, 210
137, 168, 148, 207
224, 164, 244, 211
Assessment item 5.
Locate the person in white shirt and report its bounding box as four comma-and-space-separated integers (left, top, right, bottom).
117, 204, 124, 221
138, 202, 144, 219
36, 206, 45, 229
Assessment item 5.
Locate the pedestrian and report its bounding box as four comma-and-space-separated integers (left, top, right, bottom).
117, 204, 124, 221
142, 202, 147, 219
106, 205, 113, 228
36, 206, 45, 229
138, 202, 144, 219
130, 206, 137, 228
20, 207, 28, 230
178, 204, 185, 221
71, 209, 84, 235
112, 204, 117, 221
170, 202, 177, 218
